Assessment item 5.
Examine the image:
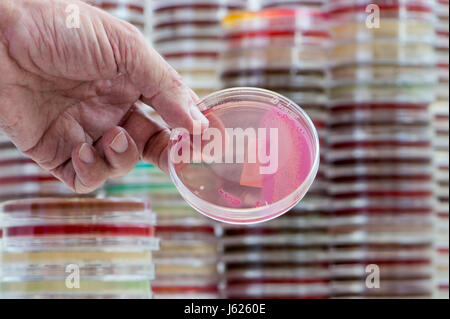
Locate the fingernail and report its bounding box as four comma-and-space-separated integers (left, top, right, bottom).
79, 143, 95, 164
110, 131, 128, 154
190, 106, 209, 127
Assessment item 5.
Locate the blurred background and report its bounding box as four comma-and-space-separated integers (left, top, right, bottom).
0, 0, 448, 299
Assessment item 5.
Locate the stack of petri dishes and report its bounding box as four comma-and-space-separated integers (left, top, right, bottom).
150, 0, 247, 98
105, 163, 221, 299
220, 211, 331, 299
152, 222, 220, 299
219, 8, 332, 298
326, 0, 437, 298
97, 0, 146, 32
432, 0, 449, 299
0, 133, 76, 202
0, 198, 158, 299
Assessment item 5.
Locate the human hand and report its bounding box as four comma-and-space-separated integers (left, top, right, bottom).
0, 0, 209, 193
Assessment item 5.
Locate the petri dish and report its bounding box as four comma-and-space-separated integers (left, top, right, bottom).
328, 83, 436, 105
329, 20, 435, 43
224, 266, 331, 282
100, 0, 145, 30
168, 88, 320, 224
222, 8, 329, 33
221, 46, 328, 72
261, 0, 325, 8
221, 69, 327, 89
328, 103, 431, 125
225, 282, 330, 299
156, 39, 224, 55
152, 0, 244, 12
330, 41, 435, 67
164, 54, 219, 73
325, 163, 434, 179
152, 24, 223, 42
327, 0, 435, 21
329, 64, 438, 85
0, 198, 159, 299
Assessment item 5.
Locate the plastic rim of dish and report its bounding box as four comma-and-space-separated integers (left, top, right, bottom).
168, 87, 320, 224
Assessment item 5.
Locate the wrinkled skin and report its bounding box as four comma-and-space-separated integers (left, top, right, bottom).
0, 0, 208, 193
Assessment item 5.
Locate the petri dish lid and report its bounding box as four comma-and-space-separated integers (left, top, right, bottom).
0, 197, 155, 223
261, 0, 325, 8
223, 8, 329, 32
152, 0, 245, 11
168, 87, 320, 224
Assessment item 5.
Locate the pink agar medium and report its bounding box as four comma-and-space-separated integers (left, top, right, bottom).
170, 101, 315, 212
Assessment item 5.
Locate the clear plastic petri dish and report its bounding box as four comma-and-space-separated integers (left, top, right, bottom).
155, 39, 224, 55
107, 162, 171, 186
436, 0, 450, 17
0, 198, 159, 298
325, 163, 434, 179
221, 69, 327, 89
152, 0, 244, 12
436, 82, 450, 99
328, 83, 436, 104
330, 228, 434, 246
152, 5, 240, 27
0, 198, 158, 240
105, 183, 182, 205
0, 160, 45, 177
0, 178, 76, 200
261, 0, 325, 9
152, 283, 219, 299
221, 233, 331, 246
222, 8, 329, 33
155, 239, 218, 258
225, 282, 330, 299
329, 64, 438, 85
326, 124, 433, 145
437, 64, 450, 83
168, 88, 320, 224
330, 278, 433, 298
329, 197, 435, 211
100, 0, 145, 30
152, 25, 223, 42
164, 53, 219, 72
224, 266, 331, 282
326, 145, 434, 163
222, 226, 329, 237
330, 41, 435, 67
328, 103, 432, 125
221, 213, 331, 229
0, 147, 27, 162
1, 281, 154, 299
224, 29, 330, 50
155, 224, 217, 239
221, 250, 330, 263
329, 20, 435, 43
155, 261, 219, 277
327, 0, 435, 20
222, 46, 328, 72
327, 180, 435, 195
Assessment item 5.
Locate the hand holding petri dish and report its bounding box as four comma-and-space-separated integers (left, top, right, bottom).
168, 87, 320, 224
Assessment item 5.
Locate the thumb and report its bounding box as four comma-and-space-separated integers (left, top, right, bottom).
112, 25, 209, 132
